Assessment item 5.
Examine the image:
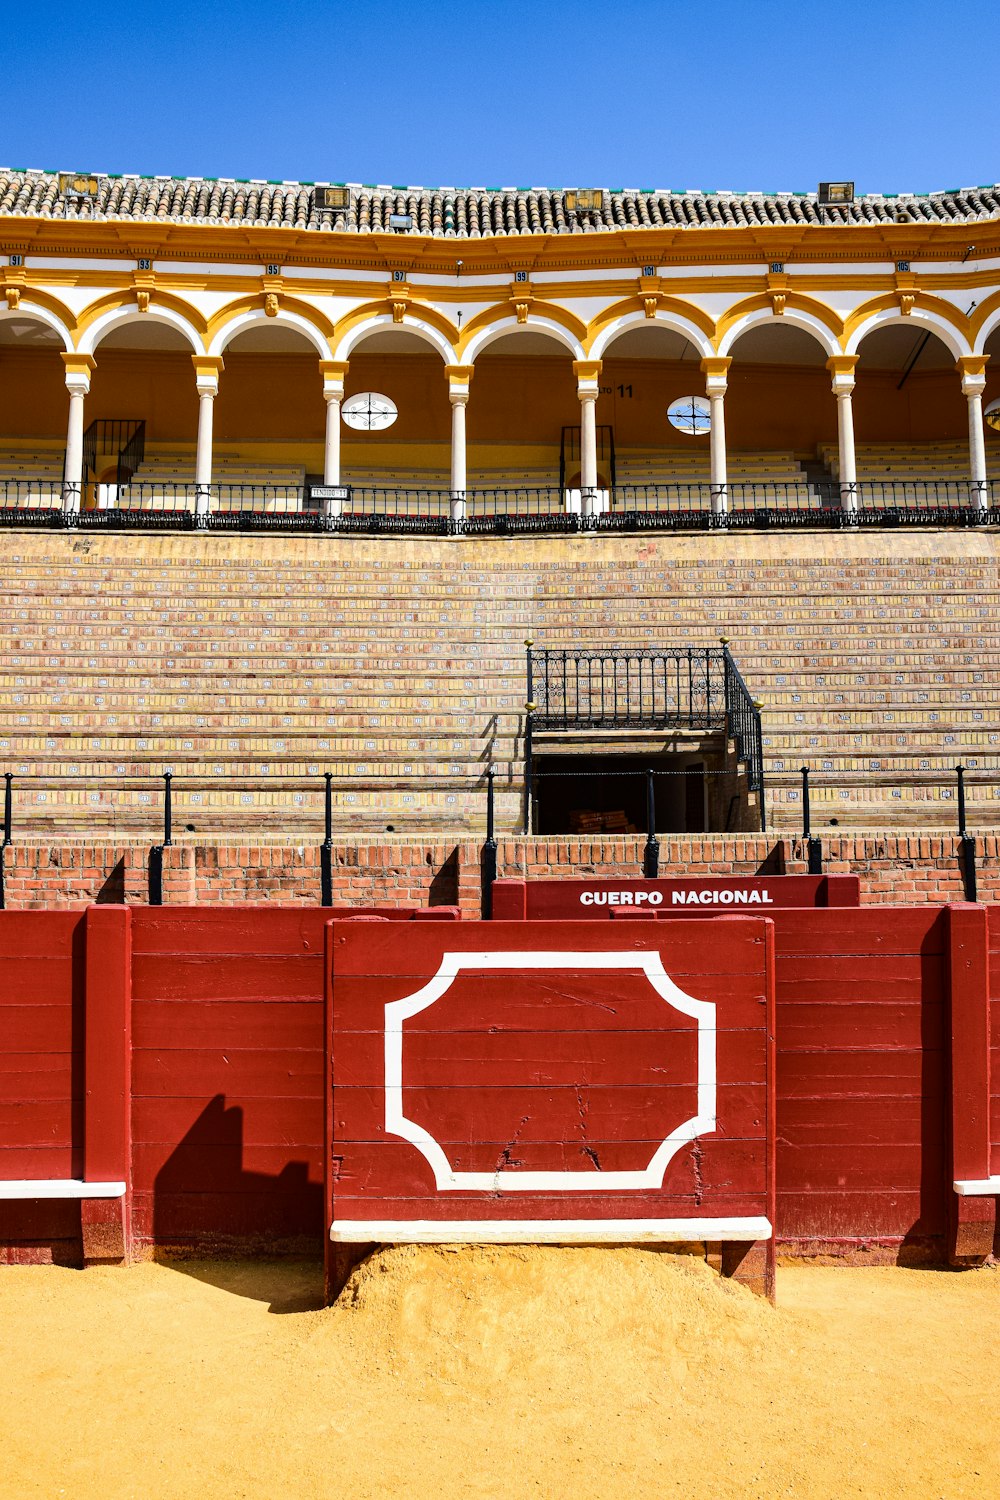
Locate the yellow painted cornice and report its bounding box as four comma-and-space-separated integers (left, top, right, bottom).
5, 215, 1000, 276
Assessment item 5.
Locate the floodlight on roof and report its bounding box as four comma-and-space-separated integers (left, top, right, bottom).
817, 181, 855, 205
389, 213, 413, 231
564, 189, 604, 214
58, 172, 99, 199
316, 185, 350, 211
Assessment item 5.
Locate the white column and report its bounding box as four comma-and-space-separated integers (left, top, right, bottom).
445, 365, 473, 524
573, 361, 602, 517
958, 358, 990, 513
60, 356, 94, 518
319, 361, 349, 519
827, 357, 859, 513
700, 357, 731, 520
192, 356, 223, 525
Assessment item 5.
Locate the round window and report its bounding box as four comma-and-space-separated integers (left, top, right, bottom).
342, 393, 398, 431
667, 395, 711, 436
985, 398, 1000, 432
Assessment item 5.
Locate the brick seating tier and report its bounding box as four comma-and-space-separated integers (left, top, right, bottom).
0, 529, 998, 836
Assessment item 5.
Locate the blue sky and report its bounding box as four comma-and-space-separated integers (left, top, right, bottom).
6, 1, 999, 195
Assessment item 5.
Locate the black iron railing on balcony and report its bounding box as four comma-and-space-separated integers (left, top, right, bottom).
0, 476, 997, 532
524, 642, 766, 832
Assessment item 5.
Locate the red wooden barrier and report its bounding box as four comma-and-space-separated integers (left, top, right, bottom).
949, 905, 997, 1260
491, 875, 859, 919
326, 917, 776, 1299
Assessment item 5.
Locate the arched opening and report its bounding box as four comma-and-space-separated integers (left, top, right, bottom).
209, 322, 324, 493
852, 323, 969, 491
85, 319, 199, 505
470, 328, 579, 490
598, 323, 707, 489
976, 324, 1000, 481
341, 328, 447, 488
725, 323, 835, 494
0, 314, 68, 502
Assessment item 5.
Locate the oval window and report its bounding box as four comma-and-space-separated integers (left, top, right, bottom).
342, 393, 398, 431
985, 397, 1000, 432
667, 395, 711, 436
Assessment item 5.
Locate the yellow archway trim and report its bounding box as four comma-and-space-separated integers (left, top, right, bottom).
843, 291, 970, 348
206, 293, 337, 347
584, 294, 715, 353
332, 298, 458, 356
75, 288, 208, 340
0, 285, 78, 335
969, 289, 1000, 347
715, 292, 844, 348
457, 299, 587, 358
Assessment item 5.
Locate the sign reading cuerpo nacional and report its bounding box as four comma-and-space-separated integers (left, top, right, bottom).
490, 874, 860, 919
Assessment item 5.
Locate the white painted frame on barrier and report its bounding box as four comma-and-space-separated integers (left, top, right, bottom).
383, 949, 717, 1193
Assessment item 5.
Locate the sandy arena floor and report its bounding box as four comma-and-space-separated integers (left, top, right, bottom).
0, 1248, 996, 1500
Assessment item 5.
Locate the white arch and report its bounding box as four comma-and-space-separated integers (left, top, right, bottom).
719, 307, 840, 360
0, 301, 73, 351
332, 312, 456, 364
209, 307, 330, 359
79, 303, 204, 356
971, 308, 1000, 358
464, 315, 584, 365
590, 309, 713, 362
847, 307, 971, 362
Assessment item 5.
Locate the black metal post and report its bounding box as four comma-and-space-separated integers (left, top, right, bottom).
482, 765, 498, 917
956, 764, 978, 902
320, 772, 333, 906
524, 638, 535, 835
162, 770, 173, 847
2, 772, 11, 846
801, 765, 823, 874
643, 770, 660, 879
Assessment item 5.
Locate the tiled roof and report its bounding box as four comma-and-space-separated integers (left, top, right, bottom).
2, 169, 1000, 236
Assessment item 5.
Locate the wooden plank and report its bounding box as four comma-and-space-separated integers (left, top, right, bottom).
0, 912, 83, 959
132, 953, 324, 1004
132, 1142, 323, 1191
0, 1100, 77, 1148
132, 1000, 323, 1051
0, 1006, 75, 1054
130, 907, 330, 956
328, 918, 771, 978
132, 1048, 324, 1098
776, 1001, 945, 1052
776, 1190, 936, 1239
769, 908, 944, 956
0, 959, 75, 1006
131, 1094, 323, 1149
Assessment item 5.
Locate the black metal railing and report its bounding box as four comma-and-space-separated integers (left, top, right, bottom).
721, 641, 766, 826
528, 645, 727, 731
0, 763, 993, 913
81, 418, 145, 482
524, 642, 766, 832
0, 474, 997, 533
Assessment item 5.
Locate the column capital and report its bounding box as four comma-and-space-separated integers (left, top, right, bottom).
61, 352, 96, 393
445, 364, 474, 402
957, 353, 989, 395
573, 359, 602, 398
826, 354, 859, 395
192, 354, 224, 396
700, 355, 731, 393
320, 359, 349, 400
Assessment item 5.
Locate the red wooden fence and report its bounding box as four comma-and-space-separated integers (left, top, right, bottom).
0, 901, 995, 1270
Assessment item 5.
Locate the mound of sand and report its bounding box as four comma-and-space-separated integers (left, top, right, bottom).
333, 1244, 772, 1394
